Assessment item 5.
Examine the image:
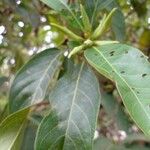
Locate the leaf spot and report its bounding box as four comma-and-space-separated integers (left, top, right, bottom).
142, 73, 147, 77
121, 71, 125, 74
109, 51, 115, 56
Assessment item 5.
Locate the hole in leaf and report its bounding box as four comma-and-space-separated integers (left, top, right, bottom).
125, 51, 128, 54
137, 91, 140, 94
140, 55, 144, 58
142, 73, 147, 77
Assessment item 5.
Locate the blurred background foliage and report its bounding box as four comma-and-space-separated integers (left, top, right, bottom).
0, 0, 150, 149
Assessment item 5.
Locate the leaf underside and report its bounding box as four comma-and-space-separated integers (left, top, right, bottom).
35, 62, 100, 150
9, 48, 63, 113
85, 44, 150, 136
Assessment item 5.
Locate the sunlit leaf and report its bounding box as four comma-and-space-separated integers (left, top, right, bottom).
85, 43, 150, 136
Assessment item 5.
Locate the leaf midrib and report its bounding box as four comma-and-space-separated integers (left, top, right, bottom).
63, 62, 86, 149
92, 47, 150, 127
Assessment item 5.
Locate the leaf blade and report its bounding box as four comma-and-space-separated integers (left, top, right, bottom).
9, 48, 63, 113
84, 44, 150, 136
35, 62, 101, 149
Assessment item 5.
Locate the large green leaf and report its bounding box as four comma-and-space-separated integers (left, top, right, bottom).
84, 44, 150, 136
9, 48, 63, 113
0, 108, 29, 150
35, 62, 100, 149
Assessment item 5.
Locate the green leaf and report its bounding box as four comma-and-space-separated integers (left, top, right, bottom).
9, 48, 64, 113
35, 62, 100, 149
94, 136, 150, 150
91, 8, 117, 40
84, 43, 150, 136
51, 23, 84, 42
102, 93, 131, 132
82, 0, 114, 25
0, 108, 29, 150
40, 0, 68, 12
21, 121, 37, 150
80, 4, 92, 33
105, 1, 126, 41
40, 0, 83, 30
111, 9, 125, 41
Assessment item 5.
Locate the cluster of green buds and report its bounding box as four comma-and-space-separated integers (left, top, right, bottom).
51, 6, 119, 58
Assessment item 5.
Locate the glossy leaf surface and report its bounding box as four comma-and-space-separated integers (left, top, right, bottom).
35, 63, 100, 149
85, 44, 150, 136
9, 48, 63, 112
